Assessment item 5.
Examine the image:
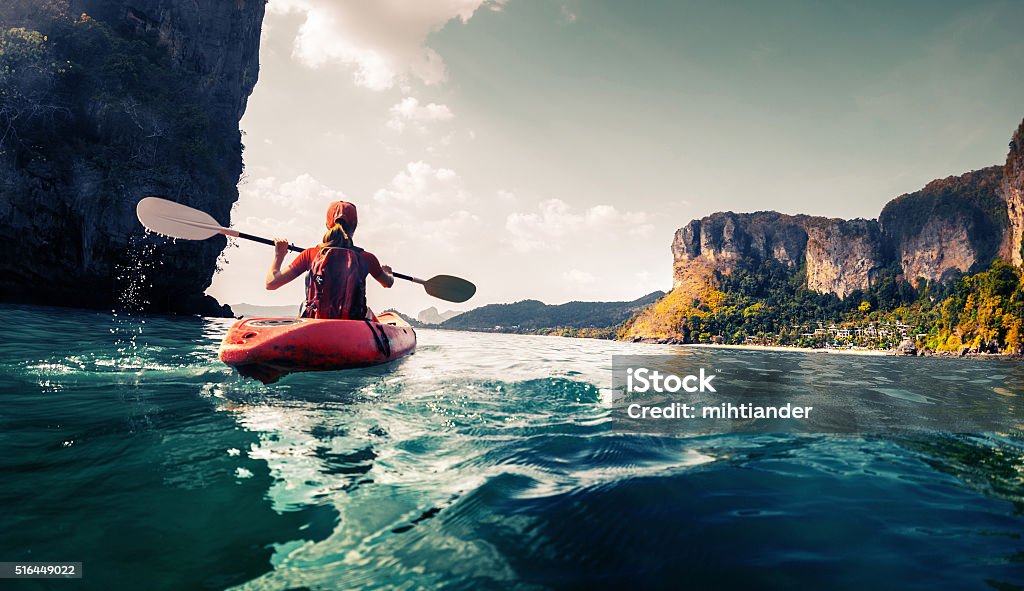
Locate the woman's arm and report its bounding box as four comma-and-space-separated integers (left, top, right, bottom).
364, 252, 394, 288
378, 264, 395, 288
266, 239, 302, 290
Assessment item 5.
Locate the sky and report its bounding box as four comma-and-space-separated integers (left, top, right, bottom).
206, 0, 1024, 316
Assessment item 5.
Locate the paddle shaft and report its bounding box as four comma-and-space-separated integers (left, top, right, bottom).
136, 196, 476, 302
392, 272, 425, 285
236, 230, 423, 280
250, 234, 424, 284
237, 231, 304, 253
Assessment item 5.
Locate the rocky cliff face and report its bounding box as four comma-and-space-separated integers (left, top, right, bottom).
0, 0, 264, 315
669, 118, 1024, 298
672, 212, 885, 298
1004, 120, 1024, 266
804, 218, 886, 298
880, 166, 1005, 284
672, 211, 808, 278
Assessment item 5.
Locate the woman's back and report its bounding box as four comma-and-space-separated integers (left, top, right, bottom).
265, 200, 394, 319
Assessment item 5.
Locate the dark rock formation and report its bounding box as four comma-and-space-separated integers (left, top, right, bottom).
880, 166, 1005, 283
0, 0, 265, 315
670, 118, 1024, 298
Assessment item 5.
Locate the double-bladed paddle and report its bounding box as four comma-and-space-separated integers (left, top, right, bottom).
135, 197, 477, 303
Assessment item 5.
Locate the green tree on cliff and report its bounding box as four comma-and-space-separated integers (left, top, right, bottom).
0, 27, 66, 150
623, 256, 1023, 354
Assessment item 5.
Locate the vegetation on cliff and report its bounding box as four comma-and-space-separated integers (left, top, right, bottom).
922, 259, 1022, 353
622, 258, 1023, 355
1, 8, 222, 188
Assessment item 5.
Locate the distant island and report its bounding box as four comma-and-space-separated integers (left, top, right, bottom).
624, 117, 1024, 356
436, 291, 664, 338
416, 307, 463, 325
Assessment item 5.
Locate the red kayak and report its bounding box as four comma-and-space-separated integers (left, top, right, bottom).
219, 311, 416, 384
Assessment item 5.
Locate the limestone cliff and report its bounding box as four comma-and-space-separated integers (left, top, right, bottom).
0, 0, 264, 315
880, 166, 1006, 284
1004, 119, 1024, 266
667, 119, 1024, 300
622, 117, 1024, 344
672, 212, 808, 284
672, 212, 885, 298
803, 218, 886, 298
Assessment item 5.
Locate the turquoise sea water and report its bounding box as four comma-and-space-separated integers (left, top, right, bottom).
1, 303, 1023, 590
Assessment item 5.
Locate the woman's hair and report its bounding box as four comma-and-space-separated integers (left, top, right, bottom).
322, 220, 353, 247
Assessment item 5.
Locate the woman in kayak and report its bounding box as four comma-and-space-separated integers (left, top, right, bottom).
266, 201, 394, 319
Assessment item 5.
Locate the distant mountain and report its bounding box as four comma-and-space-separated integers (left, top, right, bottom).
417, 306, 463, 325
381, 309, 424, 328
438, 292, 665, 333
231, 303, 301, 318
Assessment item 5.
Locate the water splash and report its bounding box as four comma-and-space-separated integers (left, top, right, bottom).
108, 232, 161, 370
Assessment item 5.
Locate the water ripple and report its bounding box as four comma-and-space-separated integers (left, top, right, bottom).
0, 305, 1023, 590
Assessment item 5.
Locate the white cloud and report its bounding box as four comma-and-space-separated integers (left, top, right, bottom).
562, 269, 596, 284
505, 199, 576, 252
228, 174, 351, 252
504, 198, 652, 252
266, 0, 311, 16
357, 162, 485, 253
232, 171, 480, 258
622, 211, 654, 236
373, 161, 470, 208
411, 209, 481, 251
268, 0, 506, 90
387, 97, 455, 132
241, 173, 345, 215
212, 172, 667, 310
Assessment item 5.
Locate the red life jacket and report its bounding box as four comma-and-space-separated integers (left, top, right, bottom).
301, 246, 369, 320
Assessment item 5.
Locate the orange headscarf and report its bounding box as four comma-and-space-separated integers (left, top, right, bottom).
325, 201, 358, 232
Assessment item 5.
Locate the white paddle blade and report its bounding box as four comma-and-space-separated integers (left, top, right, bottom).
136, 197, 232, 241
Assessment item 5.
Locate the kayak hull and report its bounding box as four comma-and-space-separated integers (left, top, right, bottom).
219, 311, 416, 383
